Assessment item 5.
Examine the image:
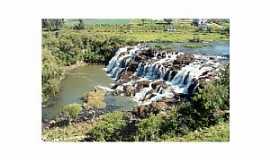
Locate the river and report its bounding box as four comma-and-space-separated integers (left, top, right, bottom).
42, 64, 137, 120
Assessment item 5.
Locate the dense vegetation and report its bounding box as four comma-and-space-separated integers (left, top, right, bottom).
42, 31, 128, 104
42, 48, 64, 103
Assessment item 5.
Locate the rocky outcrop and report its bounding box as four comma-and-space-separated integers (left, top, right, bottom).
173, 54, 195, 70
132, 101, 169, 118
106, 44, 228, 109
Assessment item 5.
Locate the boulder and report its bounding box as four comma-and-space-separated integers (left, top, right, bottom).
124, 85, 135, 96
173, 54, 195, 69
150, 102, 168, 110
151, 80, 164, 90
127, 62, 138, 72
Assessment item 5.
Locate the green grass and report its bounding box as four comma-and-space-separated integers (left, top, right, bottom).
65, 19, 131, 26
61, 19, 229, 42
92, 31, 228, 42
165, 122, 229, 142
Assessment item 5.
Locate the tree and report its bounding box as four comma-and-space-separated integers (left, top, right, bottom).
141, 19, 146, 26
164, 18, 173, 24
74, 19, 85, 30
42, 19, 64, 31
42, 48, 63, 103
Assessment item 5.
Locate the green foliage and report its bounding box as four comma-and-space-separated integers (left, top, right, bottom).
43, 31, 126, 66
62, 103, 82, 119
135, 114, 164, 141
193, 65, 229, 111
190, 65, 230, 126
42, 48, 63, 103
160, 102, 194, 136
165, 122, 229, 142
86, 112, 127, 141
193, 83, 228, 110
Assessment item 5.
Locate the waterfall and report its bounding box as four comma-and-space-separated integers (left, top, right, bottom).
134, 82, 153, 102
106, 47, 134, 80
106, 44, 224, 104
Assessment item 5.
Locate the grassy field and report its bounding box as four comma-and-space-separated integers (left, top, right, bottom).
65, 19, 131, 26
52, 28, 228, 43
62, 19, 229, 42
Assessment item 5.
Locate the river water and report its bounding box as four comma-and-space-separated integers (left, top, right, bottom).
148, 41, 229, 57
42, 64, 137, 120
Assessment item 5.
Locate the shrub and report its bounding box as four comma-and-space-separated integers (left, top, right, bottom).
84, 89, 106, 109
191, 65, 230, 125
135, 114, 164, 141
160, 102, 193, 136
207, 23, 222, 33
62, 103, 82, 119
164, 122, 229, 142
86, 112, 127, 141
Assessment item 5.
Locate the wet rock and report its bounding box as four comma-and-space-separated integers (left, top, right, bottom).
151, 102, 168, 110
48, 120, 56, 128
173, 54, 195, 69
127, 62, 138, 72
118, 71, 133, 82
135, 80, 150, 92
124, 85, 136, 96
151, 80, 164, 90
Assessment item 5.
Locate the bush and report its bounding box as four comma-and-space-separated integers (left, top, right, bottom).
62, 103, 82, 119
207, 23, 222, 33
164, 122, 229, 142
84, 89, 106, 109
160, 102, 193, 136
86, 112, 127, 141
191, 65, 230, 125
135, 114, 164, 141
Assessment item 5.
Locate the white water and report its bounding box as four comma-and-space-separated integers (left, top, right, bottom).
106, 45, 225, 104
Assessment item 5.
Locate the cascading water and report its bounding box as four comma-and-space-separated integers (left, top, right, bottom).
106, 44, 226, 104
